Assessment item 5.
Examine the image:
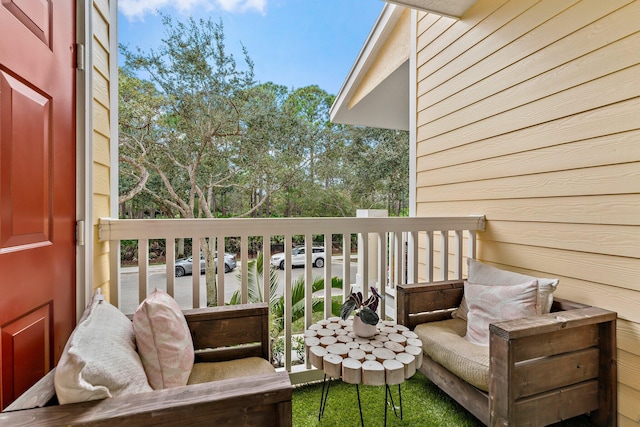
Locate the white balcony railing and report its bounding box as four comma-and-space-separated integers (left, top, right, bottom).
98, 214, 485, 384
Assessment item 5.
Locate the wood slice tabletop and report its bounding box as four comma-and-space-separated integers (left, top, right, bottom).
304, 317, 423, 386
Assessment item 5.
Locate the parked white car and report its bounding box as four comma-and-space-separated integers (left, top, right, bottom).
270, 246, 325, 270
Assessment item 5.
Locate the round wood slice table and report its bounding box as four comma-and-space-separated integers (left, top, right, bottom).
305, 317, 423, 426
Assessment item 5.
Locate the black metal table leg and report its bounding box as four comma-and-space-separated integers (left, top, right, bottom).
318, 374, 332, 420
398, 384, 403, 420
320, 379, 404, 426
356, 383, 365, 427
384, 384, 388, 426
384, 383, 403, 423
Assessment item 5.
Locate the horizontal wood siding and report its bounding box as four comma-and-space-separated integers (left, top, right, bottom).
92, 0, 112, 294
414, 0, 640, 419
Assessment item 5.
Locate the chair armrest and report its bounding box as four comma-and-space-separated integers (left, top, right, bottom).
397, 280, 464, 329
183, 302, 271, 363
0, 371, 292, 427
490, 306, 616, 341
3, 369, 56, 411
489, 307, 617, 426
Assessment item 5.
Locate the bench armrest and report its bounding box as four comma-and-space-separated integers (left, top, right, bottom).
0, 371, 292, 427
183, 302, 271, 362
397, 280, 464, 329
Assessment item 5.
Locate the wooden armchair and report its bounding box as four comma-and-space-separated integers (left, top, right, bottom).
0, 302, 292, 427
397, 280, 617, 427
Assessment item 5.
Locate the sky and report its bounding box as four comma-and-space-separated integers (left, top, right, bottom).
117, 0, 385, 96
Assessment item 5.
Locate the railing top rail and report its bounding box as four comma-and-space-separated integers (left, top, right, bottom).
98, 215, 486, 241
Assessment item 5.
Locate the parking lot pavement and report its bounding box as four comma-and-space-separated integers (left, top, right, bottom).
118, 258, 359, 313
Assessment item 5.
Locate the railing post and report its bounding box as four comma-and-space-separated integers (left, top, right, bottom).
240, 235, 249, 304
342, 233, 351, 300
109, 239, 120, 309
378, 231, 387, 320
192, 238, 200, 308
440, 230, 449, 281
454, 230, 463, 280
407, 231, 418, 284
216, 236, 225, 307
284, 235, 292, 372
356, 209, 387, 295
138, 239, 149, 304
166, 237, 175, 297
304, 234, 313, 327
425, 231, 433, 282
262, 235, 270, 305
324, 233, 332, 319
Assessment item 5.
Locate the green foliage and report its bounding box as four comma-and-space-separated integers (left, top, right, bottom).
227, 252, 343, 338
270, 275, 343, 338
271, 335, 306, 368
118, 15, 409, 222
228, 251, 279, 307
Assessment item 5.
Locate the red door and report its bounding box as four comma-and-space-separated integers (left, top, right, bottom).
0, 1, 76, 409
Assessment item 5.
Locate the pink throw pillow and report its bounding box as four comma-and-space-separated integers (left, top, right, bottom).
133, 289, 194, 389
464, 280, 540, 347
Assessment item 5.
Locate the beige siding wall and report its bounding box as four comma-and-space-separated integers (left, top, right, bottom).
92, 0, 113, 299
413, 0, 640, 422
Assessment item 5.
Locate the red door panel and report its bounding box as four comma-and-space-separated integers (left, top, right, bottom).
1, 304, 51, 404
0, 0, 75, 409
0, 70, 51, 249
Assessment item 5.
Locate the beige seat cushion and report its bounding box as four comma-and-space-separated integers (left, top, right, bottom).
414, 318, 489, 392
187, 357, 275, 385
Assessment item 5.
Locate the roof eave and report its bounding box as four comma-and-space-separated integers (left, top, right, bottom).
385, 0, 477, 19
330, 3, 407, 130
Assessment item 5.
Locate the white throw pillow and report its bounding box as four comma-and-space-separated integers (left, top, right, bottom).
133, 289, 194, 389
453, 259, 559, 320
465, 280, 540, 346
54, 294, 152, 404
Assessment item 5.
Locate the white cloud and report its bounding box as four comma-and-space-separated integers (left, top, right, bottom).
217, 0, 266, 13
119, 0, 266, 21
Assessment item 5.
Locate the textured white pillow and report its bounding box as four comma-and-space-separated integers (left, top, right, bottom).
465, 280, 540, 346
133, 289, 194, 389
54, 294, 152, 404
453, 259, 559, 320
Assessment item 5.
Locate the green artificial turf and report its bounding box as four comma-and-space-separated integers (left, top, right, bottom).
292, 371, 597, 427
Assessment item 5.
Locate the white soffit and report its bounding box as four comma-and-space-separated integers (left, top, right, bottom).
330, 4, 409, 131
385, 0, 477, 19
333, 61, 409, 131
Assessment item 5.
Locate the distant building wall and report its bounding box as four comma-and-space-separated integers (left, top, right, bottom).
413, 0, 640, 421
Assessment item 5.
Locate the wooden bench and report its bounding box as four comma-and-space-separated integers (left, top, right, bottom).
0, 303, 293, 427
397, 280, 617, 427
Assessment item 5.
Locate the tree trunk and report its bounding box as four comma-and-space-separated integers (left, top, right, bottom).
177, 238, 185, 259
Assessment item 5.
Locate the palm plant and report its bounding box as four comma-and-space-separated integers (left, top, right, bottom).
228, 251, 279, 307
228, 252, 343, 337
271, 275, 343, 337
